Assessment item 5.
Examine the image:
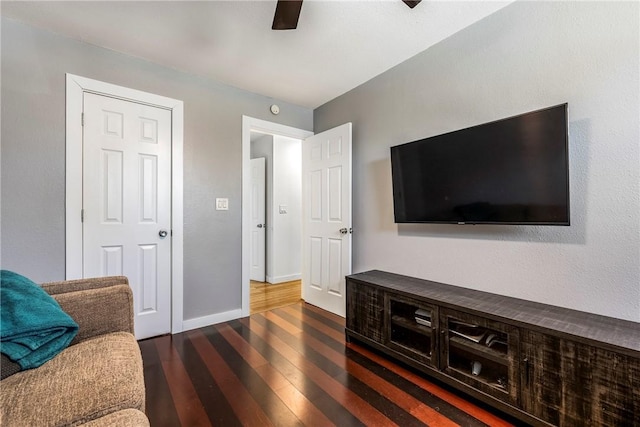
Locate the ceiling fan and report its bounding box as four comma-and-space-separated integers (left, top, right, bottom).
272, 0, 422, 30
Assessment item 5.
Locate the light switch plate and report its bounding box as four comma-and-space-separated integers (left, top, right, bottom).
216, 198, 229, 210
279, 205, 288, 214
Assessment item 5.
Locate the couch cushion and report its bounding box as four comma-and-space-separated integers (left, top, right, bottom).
0, 332, 144, 427
81, 409, 149, 427
53, 285, 134, 345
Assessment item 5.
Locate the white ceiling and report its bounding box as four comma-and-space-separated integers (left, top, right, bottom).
1, 0, 512, 109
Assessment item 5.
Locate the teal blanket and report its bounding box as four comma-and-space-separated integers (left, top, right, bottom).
1, 270, 78, 370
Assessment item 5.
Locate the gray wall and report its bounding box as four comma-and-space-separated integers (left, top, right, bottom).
315, 2, 640, 321
1, 17, 313, 321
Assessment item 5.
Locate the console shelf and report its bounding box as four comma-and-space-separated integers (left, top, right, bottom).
386, 295, 437, 366
390, 315, 431, 335
346, 270, 640, 427
448, 336, 508, 366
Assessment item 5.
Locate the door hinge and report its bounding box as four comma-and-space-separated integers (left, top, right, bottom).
81, 209, 84, 222
81, 113, 84, 127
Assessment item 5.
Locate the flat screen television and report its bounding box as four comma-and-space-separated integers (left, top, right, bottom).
391, 104, 569, 225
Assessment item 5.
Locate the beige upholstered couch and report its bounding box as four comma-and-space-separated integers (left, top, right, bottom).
0, 277, 148, 426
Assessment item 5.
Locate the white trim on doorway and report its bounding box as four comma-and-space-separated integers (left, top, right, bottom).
241, 116, 313, 316
65, 73, 185, 334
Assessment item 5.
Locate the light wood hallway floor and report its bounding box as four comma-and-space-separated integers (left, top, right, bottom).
250, 279, 301, 314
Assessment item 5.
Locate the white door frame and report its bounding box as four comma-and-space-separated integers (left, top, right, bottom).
241, 116, 313, 316
65, 73, 184, 334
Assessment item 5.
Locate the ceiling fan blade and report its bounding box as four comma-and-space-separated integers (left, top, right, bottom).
402, 0, 422, 9
272, 0, 303, 30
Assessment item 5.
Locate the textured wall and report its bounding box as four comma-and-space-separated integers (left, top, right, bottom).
1, 18, 312, 320
314, 2, 640, 321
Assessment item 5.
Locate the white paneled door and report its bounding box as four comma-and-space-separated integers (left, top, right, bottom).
250, 157, 266, 282
82, 92, 172, 339
302, 123, 352, 317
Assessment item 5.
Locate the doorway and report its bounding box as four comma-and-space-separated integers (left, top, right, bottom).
241, 117, 313, 316
242, 117, 353, 317
250, 133, 304, 283
248, 130, 305, 313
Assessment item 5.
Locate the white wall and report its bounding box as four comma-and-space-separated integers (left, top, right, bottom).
270, 136, 302, 283
314, 2, 640, 322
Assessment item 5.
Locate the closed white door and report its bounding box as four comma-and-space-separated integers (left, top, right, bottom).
302, 123, 352, 317
82, 92, 172, 339
250, 157, 266, 282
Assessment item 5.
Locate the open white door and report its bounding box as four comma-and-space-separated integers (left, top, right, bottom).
250, 157, 266, 282
82, 92, 172, 339
302, 123, 352, 317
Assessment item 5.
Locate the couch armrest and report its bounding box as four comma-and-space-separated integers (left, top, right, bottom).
41, 276, 130, 295
41, 277, 135, 344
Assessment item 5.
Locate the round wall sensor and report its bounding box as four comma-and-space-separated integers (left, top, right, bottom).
270, 104, 280, 115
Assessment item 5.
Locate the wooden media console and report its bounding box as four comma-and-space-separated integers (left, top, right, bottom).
345, 270, 640, 426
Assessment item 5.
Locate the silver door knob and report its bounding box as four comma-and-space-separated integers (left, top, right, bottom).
159, 230, 168, 238
257, 224, 266, 228
339, 228, 348, 234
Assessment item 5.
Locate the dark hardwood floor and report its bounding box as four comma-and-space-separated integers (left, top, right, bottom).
139, 302, 517, 427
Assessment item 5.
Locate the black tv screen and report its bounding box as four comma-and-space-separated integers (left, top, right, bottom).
391, 104, 569, 225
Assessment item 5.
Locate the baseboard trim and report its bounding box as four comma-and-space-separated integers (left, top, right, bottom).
266, 273, 301, 284
182, 309, 243, 332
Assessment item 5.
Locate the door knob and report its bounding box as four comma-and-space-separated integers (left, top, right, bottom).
257, 224, 266, 228
159, 230, 168, 238
339, 228, 348, 235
